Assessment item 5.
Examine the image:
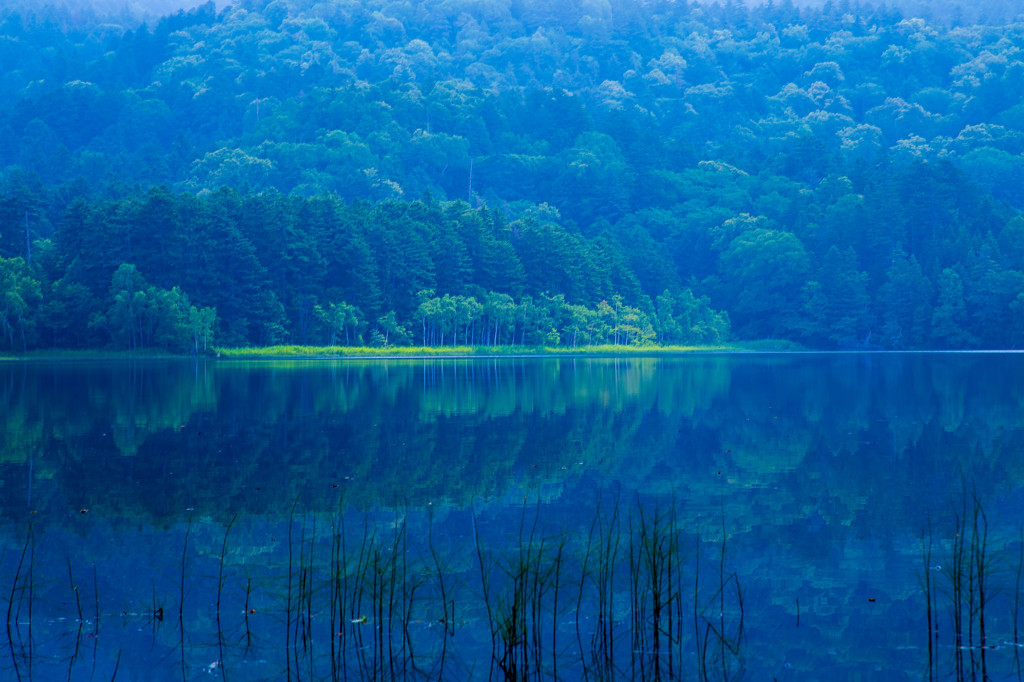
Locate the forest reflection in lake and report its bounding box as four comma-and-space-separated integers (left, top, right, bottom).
3, 353, 1024, 680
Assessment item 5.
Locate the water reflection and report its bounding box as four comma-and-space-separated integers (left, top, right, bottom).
0, 356, 738, 520
2, 353, 1024, 680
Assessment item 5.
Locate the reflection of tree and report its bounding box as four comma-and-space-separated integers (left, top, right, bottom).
6, 355, 1024, 550
7, 355, 1024, 679
0, 361, 217, 514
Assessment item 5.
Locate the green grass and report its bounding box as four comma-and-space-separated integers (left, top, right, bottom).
210, 342, 791, 358
0, 339, 803, 361
214, 344, 478, 358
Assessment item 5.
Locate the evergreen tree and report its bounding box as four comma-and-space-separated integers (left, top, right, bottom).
878, 245, 933, 349
931, 268, 975, 348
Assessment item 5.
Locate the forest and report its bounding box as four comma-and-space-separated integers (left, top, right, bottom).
3, 0, 1024, 351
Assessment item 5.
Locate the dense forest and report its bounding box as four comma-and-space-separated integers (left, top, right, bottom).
3, 0, 1024, 351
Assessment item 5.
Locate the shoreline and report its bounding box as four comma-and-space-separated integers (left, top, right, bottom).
0, 341, 801, 361
212, 343, 754, 358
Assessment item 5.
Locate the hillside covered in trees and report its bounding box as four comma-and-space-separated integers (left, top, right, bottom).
3, 0, 1024, 351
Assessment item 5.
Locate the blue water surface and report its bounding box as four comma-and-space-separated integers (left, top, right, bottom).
2, 353, 1023, 680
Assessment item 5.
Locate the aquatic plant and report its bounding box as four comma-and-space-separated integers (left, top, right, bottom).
0, 500, 753, 680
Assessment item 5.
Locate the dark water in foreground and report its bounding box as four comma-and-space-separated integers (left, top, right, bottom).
3, 353, 1024, 681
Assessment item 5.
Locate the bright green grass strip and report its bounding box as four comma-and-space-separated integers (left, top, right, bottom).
0, 339, 801, 361
210, 342, 789, 358
214, 345, 478, 358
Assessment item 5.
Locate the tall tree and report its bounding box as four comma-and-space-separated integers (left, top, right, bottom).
0, 256, 41, 350
877, 245, 933, 349
718, 227, 810, 338
931, 268, 975, 348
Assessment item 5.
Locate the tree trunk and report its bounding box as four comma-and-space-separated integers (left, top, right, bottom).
25, 211, 31, 263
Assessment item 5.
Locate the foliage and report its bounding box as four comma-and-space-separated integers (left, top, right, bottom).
88, 263, 216, 352
3, 0, 1024, 348
0, 256, 41, 350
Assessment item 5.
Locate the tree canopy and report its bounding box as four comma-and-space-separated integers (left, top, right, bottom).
3, 0, 1024, 350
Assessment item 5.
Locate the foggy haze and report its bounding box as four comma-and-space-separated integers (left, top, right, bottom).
2, 0, 1021, 27
1, 0, 231, 22
788, 0, 1023, 24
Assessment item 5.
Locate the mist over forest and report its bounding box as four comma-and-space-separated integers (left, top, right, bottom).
3, 0, 1024, 352
0, 0, 228, 22
16, 0, 1024, 26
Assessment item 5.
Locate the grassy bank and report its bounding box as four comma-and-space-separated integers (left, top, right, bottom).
211, 340, 800, 358
0, 339, 802, 361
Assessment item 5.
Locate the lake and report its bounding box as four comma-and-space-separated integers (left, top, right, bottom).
2, 353, 1024, 681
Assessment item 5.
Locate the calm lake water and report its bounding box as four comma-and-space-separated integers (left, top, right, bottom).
3, 353, 1024, 681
